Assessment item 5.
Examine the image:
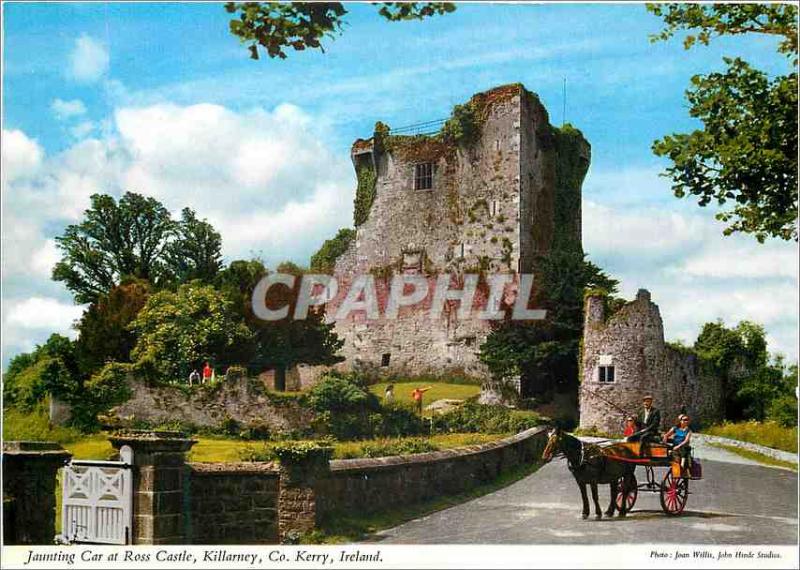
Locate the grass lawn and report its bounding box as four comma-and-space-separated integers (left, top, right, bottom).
61, 432, 507, 463
710, 443, 798, 472
705, 421, 797, 453
369, 381, 480, 410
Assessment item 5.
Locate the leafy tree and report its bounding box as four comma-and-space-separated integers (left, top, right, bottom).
693, 319, 795, 421
165, 208, 223, 284
479, 252, 619, 397
309, 228, 355, 273
52, 193, 223, 303
75, 279, 151, 375
243, 261, 344, 390
129, 283, 255, 381
225, 2, 455, 60
647, 3, 798, 242
53, 193, 175, 303
2, 334, 81, 411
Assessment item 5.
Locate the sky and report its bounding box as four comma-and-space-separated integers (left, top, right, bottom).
2, 2, 798, 367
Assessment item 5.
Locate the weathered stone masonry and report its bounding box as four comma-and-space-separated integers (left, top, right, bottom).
579, 289, 724, 434
331, 84, 589, 381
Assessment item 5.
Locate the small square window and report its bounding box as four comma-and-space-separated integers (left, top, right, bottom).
598, 365, 615, 383
381, 353, 391, 367
414, 163, 433, 190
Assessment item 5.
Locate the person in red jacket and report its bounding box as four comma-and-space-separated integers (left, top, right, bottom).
623, 415, 637, 439
202, 362, 213, 385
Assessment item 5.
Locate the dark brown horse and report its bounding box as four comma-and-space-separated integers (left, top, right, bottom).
542, 427, 636, 519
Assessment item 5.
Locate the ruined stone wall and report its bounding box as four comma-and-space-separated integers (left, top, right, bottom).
578, 290, 724, 434
109, 377, 314, 435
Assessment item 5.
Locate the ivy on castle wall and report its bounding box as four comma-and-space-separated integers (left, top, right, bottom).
552, 123, 590, 253
353, 161, 377, 227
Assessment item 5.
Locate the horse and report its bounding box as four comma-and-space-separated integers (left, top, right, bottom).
542, 427, 636, 519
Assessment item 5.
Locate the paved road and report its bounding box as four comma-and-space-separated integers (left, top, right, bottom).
372, 440, 798, 544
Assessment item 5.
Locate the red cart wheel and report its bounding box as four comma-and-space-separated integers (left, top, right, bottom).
660, 471, 689, 515
615, 474, 638, 511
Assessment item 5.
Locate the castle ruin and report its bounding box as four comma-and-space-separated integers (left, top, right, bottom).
330, 84, 590, 390
579, 289, 724, 433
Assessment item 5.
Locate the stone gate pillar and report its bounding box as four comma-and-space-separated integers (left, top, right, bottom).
2, 441, 72, 544
109, 430, 195, 545
276, 446, 333, 543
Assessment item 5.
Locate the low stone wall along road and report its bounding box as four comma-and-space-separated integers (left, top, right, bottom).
372, 439, 798, 544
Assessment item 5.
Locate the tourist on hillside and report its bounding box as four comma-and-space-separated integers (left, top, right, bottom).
384, 384, 396, 405
202, 362, 213, 385
411, 385, 432, 415
188, 369, 200, 386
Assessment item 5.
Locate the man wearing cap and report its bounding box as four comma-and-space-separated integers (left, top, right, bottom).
634, 395, 661, 454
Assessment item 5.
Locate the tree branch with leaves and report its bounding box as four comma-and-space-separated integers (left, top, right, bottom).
225, 2, 455, 60
647, 3, 798, 242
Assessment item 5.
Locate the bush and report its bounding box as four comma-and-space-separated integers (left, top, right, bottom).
353, 438, 439, 459
373, 404, 426, 437
225, 365, 248, 381
431, 402, 544, 434
308, 372, 378, 413
2, 406, 83, 443
767, 395, 798, 428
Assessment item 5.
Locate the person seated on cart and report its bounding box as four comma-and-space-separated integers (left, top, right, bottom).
622, 415, 637, 438
627, 395, 662, 455
663, 414, 693, 470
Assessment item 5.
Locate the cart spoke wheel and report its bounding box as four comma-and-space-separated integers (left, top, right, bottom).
660, 471, 688, 515
615, 474, 638, 511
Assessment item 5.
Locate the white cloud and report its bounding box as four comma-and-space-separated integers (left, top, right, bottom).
2, 101, 354, 364
5, 297, 84, 334
68, 34, 109, 83
51, 98, 87, 120
584, 168, 798, 360
69, 121, 96, 140
1, 129, 43, 182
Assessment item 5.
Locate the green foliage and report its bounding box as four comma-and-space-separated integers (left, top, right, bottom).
348, 437, 439, 459
165, 208, 223, 283
52, 192, 223, 304
767, 394, 798, 429
706, 420, 797, 454
219, 258, 343, 385
75, 279, 150, 376
552, 124, 590, 252
226, 2, 455, 60
430, 402, 544, 434
441, 101, 482, 147
3, 334, 81, 411
694, 320, 795, 422
241, 439, 334, 465
2, 406, 83, 444
310, 228, 355, 273
647, 4, 798, 242
646, 4, 797, 57
309, 372, 425, 439
353, 162, 377, 226
130, 283, 255, 381
308, 372, 378, 413
479, 251, 619, 394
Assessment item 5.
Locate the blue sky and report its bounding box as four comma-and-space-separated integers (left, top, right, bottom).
2, 2, 797, 365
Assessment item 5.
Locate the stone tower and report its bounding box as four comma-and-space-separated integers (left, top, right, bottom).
330, 84, 590, 382
579, 289, 724, 433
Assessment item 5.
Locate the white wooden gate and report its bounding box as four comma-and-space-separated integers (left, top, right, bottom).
61, 445, 133, 544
